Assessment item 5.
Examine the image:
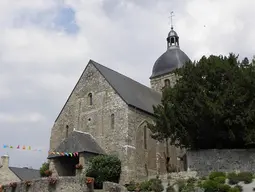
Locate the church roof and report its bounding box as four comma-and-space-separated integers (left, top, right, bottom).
91, 60, 161, 115
9, 167, 40, 181
151, 47, 190, 78
150, 27, 191, 79
48, 131, 105, 159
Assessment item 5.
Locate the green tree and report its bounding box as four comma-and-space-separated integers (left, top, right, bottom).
252, 55, 255, 65
149, 54, 255, 150
39, 162, 49, 177
86, 155, 121, 189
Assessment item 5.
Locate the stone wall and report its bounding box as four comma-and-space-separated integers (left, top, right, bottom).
0, 156, 21, 185
150, 73, 177, 92
186, 149, 255, 176
156, 171, 198, 184
1, 178, 129, 192
50, 62, 129, 153
1, 177, 90, 192
49, 62, 130, 182
125, 107, 179, 182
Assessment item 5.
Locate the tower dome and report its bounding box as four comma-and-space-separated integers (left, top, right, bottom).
150, 27, 190, 79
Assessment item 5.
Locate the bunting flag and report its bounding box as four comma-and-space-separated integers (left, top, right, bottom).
2, 144, 43, 152
48, 151, 79, 157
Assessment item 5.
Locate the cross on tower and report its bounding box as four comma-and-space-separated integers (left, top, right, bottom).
169, 11, 175, 29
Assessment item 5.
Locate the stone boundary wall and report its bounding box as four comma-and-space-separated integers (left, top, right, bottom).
186, 149, 255, 176
0, 176, 90, 192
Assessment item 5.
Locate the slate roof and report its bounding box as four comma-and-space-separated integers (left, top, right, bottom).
55, 60, 161, 122
151, 47, 190, 78
91, 60, 161, 114
9, 167, 40, 181
48, 130, 105, 159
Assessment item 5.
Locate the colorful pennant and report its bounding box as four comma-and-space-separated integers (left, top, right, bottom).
48, 151, 79, 157
2, 144, 43, 152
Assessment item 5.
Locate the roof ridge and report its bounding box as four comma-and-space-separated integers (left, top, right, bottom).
9, 166, 39, 171
90, 60, 157, 93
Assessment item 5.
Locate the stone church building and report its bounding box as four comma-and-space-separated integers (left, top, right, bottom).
48, 26, 190, 183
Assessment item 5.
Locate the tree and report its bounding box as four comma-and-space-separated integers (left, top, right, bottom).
147, 89, 180, 173
86, 155, 121, 189
39, 162, 50, 177
252, 55, 255, 65
149, 54, 255, 150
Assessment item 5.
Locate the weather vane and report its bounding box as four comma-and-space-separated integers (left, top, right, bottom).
169, 11, 175, 29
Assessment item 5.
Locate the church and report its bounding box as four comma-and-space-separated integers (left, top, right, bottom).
47, 25, 191, 184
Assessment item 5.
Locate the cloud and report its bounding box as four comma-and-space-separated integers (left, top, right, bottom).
0, 112, 46, 123
0, 0, 254, 168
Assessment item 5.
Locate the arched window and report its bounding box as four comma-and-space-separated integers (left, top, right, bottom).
144, 125, 147, 149
171, 37, 175, 45
88, 93, 93, 105
65, 125, 69, 139
164, 79, 170, 87
111, 114, 115, 129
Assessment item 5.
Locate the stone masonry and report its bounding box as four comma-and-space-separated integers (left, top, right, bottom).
49, 62, 167, 184
0, 155, 20, 185
1, 177, 90, 192
150, 73, 178, 92
187, 149, 255, 176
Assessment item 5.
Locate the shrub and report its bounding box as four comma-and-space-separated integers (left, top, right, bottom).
218, 184, 231, 192
176, 179, 186, 191
166, 185, 175, 192
140, 180, 151, 191
201, 176, 207, 180
139, 178, 164, 192
228, 186, 241, 192
40, 162, 50, 177
201, 179, 218, 190
180, 183, 196, 192
201, 179, 230, 192
238, 172, 253, 184
209, 172, 226, 180
149, 178, 164, 192
213, 176, 226, 184
125, 181, 136, 191
235, 185, 243, 192
86, 155, 121, 189
228, 172, 239, 185
187, 177, 197, 184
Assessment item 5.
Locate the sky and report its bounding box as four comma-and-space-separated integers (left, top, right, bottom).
0, 0, 254, 169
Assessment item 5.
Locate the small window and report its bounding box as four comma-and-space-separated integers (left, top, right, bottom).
88, 93, 93, 105
171, 37, 175, 45
144, 125, 147, 149
164, 79, 170, 87
65, 125, 69, 138
176, 37, 179, 46
111, 114, 115, 129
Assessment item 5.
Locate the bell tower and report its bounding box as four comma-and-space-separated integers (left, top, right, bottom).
150, 12, 190, 92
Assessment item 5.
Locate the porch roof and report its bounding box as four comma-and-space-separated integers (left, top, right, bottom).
47, 130, 105, 159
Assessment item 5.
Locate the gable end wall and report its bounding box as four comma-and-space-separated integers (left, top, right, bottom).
49, 63, 129, 157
